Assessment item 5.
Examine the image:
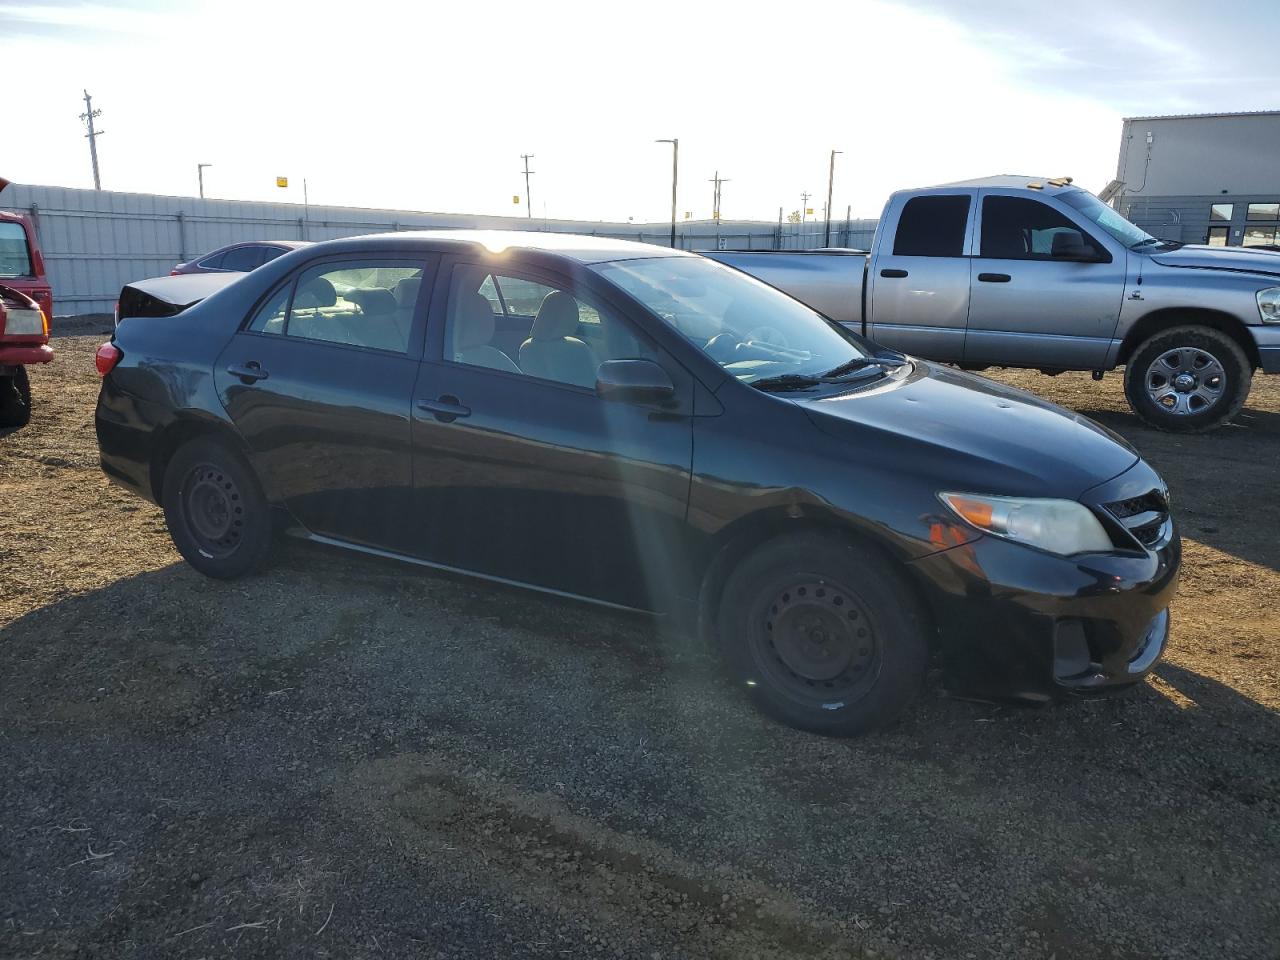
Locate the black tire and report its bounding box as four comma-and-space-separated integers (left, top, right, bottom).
0, 367, 32, 428
1123, 325, 1251, 433
161, 435, 273, 578
716, 531, 928, 736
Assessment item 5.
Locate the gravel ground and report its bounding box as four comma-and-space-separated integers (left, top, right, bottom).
1, 326, 1278, 959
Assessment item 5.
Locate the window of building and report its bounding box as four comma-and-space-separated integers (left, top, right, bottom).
1206, 226, 1230, 247
892, 195, 970, 257
1209, 203, 1233, 222
1243, 226, 1278, 247
1246, 202, 1279, 221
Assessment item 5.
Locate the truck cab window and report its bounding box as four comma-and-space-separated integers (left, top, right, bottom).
892, 195, 970, 257
982, 196, 1098, 260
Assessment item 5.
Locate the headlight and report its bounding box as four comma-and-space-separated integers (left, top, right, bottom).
1258, 286, 1280, 324
939, 493, 1114, 556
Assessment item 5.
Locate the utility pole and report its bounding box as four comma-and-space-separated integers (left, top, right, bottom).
520, 154, 535, 219
824, 149, 842, 246
79, 90, 104, 190
800, 191, 811, 225
656, 138, 679, 248
708, 170, 730, 220
197, 163, 212, 198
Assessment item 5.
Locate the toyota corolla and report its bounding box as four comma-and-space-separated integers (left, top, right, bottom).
95, 231, 1180, 735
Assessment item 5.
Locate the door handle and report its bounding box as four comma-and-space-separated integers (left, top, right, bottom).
417, 395, 471, 422
880, 268, 908, 278
977, 272, 1012, 283
226, 361, 269, 383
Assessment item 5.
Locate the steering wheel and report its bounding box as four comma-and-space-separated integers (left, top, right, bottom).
746, 326, 790, 349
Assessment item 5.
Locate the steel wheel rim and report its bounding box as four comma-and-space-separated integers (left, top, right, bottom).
1145, 346, 1226, 416
182, 463, 244, 558
750, 578, 881, 707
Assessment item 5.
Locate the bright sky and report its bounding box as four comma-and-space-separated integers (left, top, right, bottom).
4, 0, 1279, 224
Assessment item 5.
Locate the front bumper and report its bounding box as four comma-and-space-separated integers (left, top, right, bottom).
908, 464, 1180, 701
0, 343, 53, 366
1252, 323, 1280, 374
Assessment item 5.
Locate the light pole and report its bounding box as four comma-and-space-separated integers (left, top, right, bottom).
197, 163, 212, 198
824, 149, 843, 246
656, 138, 679, 248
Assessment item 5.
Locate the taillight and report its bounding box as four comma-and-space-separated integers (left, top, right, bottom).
95, 341, 122, 376
169, 269, 181, 276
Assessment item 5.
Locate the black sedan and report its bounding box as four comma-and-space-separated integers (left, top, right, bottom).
95, 230, 1179, 735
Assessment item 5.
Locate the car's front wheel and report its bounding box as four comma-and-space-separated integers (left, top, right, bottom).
162, 435, 273, 578
1123, 325, 1251, 433
716, 531, 928, 736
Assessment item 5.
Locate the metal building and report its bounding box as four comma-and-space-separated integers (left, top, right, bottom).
1112, 110, 1280, 248
1, 183, 877, 315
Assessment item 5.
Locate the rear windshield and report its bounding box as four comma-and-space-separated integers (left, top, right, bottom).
0, 221, 33, 278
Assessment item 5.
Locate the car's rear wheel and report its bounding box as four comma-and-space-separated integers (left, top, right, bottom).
0, 367, 32, 428
716, 531, 928, 736
1123, 325, 1251, 433
162, 436, 273, 578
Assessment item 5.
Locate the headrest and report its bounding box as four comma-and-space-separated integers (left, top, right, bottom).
455, 291, 496, 349
346, 287, 396, 315
394, 277, 421, 308
531, 291, 580, 340
294, 275, 336, 309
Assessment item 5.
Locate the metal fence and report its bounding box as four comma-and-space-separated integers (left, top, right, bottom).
2, 183, 879, 315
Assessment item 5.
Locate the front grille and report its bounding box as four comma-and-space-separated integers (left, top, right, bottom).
1104, 490, 1170, 548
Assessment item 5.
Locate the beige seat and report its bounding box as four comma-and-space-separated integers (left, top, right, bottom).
453, 291, 520, 373
519, 291, 597, 388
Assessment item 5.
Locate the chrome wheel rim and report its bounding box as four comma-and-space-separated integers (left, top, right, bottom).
1145, 346, 1226, 416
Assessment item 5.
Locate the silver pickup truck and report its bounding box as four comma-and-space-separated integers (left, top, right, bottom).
707, 175, 1280, 432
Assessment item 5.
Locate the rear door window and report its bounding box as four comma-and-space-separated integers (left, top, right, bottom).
222, 246, 265, 271
892, 195, 970, 257
198, 251, 227, 270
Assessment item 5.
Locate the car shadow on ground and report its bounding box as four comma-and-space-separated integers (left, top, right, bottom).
2, 547, 1277, 958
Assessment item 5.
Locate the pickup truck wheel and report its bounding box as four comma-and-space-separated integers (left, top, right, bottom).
0, 367, 32, 428
162, 436, 273, 579
716, 532, 927, 736
1124, 325, 1251, 433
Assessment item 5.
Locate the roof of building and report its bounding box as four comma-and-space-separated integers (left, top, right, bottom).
1123, 109, 1280, 123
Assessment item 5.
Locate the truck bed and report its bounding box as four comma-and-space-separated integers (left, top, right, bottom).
702, 249, 866, 328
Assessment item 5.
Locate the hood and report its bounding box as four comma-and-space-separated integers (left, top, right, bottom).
798, 363, 1138, 499
1150, 244, 1280, 279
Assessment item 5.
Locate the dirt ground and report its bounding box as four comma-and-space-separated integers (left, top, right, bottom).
1, 327, 1278, 959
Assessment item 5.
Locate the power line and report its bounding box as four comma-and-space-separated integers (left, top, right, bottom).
520, 154, 535, 220
79, 90, 104, 190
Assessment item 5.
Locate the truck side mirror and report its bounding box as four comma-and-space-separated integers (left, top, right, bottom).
1051, 229, 1095, 261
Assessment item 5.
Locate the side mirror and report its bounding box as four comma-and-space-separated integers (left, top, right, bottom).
595, 359, 675, 405
1051, 229, 1096, 261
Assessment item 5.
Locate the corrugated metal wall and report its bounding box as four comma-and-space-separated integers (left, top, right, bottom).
1, 183, 880, 315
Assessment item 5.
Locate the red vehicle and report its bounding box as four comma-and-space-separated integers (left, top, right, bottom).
0, 177, 54, 427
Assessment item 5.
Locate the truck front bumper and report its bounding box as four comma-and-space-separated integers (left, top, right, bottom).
0, 344, 53, 366
1251, 324, 1280, 374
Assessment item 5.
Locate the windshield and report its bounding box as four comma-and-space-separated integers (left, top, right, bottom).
592, 256, 872, 385
1058, 189, 1156, 248
0, 221, 33, 278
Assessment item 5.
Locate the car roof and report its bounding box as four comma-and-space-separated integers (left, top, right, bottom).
926, 174, 1081, 192
334, 229, 694, 265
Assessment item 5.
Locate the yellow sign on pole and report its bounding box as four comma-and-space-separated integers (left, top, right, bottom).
513, 195, 520, 204
805, 207, 814, 216
276, 176, 288, 188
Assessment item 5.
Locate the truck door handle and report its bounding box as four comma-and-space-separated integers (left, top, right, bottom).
417, 395, 471, 422
226, 361, 269, 383
880, 268, 908, 279
977, 273, 1012, 283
